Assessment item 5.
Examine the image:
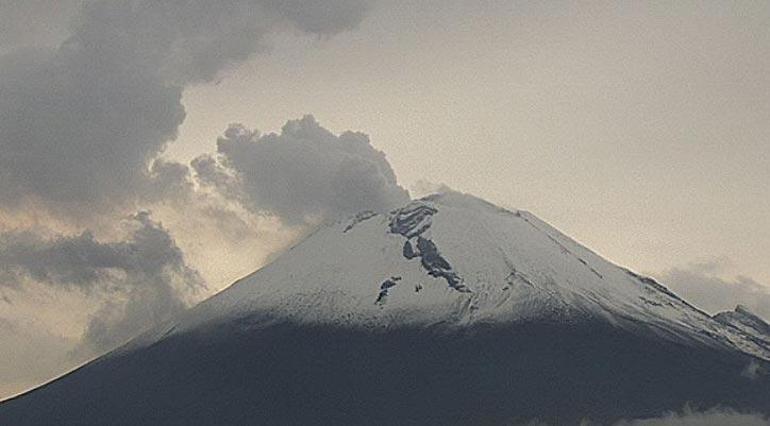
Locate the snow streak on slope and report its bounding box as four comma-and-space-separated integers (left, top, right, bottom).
142, 192, 770, 361
714, 306, 770, 356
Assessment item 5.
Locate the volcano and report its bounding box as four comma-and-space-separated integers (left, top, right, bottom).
1, 192, 769, 425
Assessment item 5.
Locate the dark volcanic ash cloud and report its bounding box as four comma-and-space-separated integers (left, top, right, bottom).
193, 115, 409, 225
0, 0, 381, 397
0, 0, 409, 400
0, 0, 375, 215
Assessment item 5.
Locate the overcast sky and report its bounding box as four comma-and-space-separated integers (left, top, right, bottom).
173, 1, 770, 285
1, 0, 769, 399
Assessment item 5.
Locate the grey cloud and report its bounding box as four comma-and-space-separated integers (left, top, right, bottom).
263, 0, 373, 36
0, 212, 203, 352
0, 0, 374, 214
657, 261, 770, 320
410, 180, 454, 199
143, 159, 196, 203
190, 154, 242, 202
0, 0, 378, 394
72, 0, 374, 85
0, 0, 81, 51
0, 47, 185, 212
79, 279, 186, 354
193, 115, 409, 225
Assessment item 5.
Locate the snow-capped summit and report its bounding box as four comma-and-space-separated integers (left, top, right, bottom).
162, 191, 770, 360
3, 192, 770, 425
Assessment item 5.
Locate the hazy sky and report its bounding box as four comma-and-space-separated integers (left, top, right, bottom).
1, 0, 770, 399
173, 1, 770, 284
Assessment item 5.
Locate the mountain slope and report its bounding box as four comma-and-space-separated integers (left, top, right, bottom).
715, 305, 770, 353
151, 192, 770, 359
1, 192, 769, 425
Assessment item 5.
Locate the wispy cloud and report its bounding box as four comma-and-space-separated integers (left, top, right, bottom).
614, 406, 769, 426
0, 212, 203, 354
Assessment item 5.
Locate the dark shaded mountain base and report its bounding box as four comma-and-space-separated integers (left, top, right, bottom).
2, 320, 769, 425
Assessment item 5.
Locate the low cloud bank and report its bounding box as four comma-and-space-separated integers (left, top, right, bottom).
520, 407, 770, 426
614, 407, 769, 426
0, 212, 203, 355
658, 259, 770, 320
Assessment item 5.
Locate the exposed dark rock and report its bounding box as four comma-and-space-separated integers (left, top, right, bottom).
403, 240, 418, 259
388, 202, 469, 292
415, 237, 469, 292
388, 203, 437, 238
640, 297, 663, 307
344, 211, 378, 233
375, 277, 402, 304
506, 269, 534, 288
